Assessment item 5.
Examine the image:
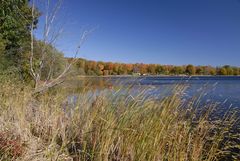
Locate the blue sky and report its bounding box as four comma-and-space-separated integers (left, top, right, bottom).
35, 0, 240, 66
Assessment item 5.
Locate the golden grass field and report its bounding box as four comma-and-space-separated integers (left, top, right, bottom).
0, 78, 239, 161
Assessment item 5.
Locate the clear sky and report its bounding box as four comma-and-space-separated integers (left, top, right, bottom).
35, 0, 240, 66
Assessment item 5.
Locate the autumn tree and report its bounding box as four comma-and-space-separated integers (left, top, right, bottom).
72, 58, 239, 76
147, 64, 156, 75
103, 62, 114, 75
96, 63, 104, 75
113, 63, 120, 75
125, 64, 133, 74
73, 58, 86, 75
105, 62, 114, 70
76, 58, 86, 69
138, 63, 147, 75
196, 66, 204, 75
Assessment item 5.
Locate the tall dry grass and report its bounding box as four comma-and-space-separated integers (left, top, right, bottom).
0, 80, 239, 161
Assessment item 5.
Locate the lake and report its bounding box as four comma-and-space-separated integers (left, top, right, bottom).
103, 76, 240, 109
69, 76, 240, 115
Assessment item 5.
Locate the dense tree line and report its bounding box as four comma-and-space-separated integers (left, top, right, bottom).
72, 58, 240, 76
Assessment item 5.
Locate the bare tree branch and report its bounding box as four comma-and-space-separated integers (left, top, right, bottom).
30, 0, 36, 79
30, 0, 92, 94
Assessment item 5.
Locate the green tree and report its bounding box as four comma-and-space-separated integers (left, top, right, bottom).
227, 68, 234, 75
155, 65, 164, 74
113, 63, 120, 75
0, 35, 6, 70
95, 63, 104, 75
0, 0, 39, 74
31, 40, 66, 80
118, 64, 127, 75
76, 58, 86, 69
219, 67, 227, 75
73, 58, 86, 75
209, 68, 217, 75
171, 66, 184, 75
0, 35, 5, 53
186, 64, 196, 75
87, 70, 96, 76
233, 67, 240, 75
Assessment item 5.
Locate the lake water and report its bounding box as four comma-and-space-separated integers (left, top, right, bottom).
70, 76, 240, 111
104, 76, 236, 102
105, 76, 240, 110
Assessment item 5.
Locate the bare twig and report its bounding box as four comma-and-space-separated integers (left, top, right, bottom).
30, 0, 92, 94
30, 0, 36, 80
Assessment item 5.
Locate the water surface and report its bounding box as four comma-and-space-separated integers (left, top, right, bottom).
67, 76, 240, 114
107, 76, 240, 109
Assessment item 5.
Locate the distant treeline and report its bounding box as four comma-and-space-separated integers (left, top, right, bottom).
69, 58, 240, 76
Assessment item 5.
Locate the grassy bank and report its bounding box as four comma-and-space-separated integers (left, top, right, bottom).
0, 80, 239, 161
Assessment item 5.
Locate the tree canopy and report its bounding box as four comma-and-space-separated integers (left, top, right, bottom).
0, 0, 39, 74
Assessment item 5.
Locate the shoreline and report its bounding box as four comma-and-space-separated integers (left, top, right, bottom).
74, 75, 240, 78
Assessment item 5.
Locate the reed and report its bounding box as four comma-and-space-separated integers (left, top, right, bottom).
0, 80, 239, 161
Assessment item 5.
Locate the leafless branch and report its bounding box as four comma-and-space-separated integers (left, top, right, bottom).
30, 0, 92, 94
30, 0, 36, 79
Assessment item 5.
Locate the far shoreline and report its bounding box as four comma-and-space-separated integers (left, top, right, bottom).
73, 75, 240, 78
